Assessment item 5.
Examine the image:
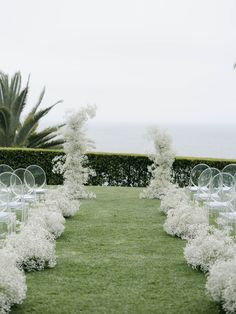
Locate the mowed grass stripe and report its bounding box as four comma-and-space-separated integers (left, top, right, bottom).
12, 186, 220, 314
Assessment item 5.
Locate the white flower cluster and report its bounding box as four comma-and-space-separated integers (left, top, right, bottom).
0, 103, 96, 311
160, 183, 208, 239
140, 127, 175, 199
31, 200, 65, 238
184, 225, 236, 272
54, 105, 97, 200
5, 222, 56, 272
0, 186, 67, 313
206, 257, 236, 314
160, 177, 236, 313
46, 186, 80, 218
52, 105, 97, 216
163, 199, 208, 240
0, 248, 26, 314
160, 184, 189, 215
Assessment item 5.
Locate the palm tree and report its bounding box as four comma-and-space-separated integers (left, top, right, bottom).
0, 71, 64, 148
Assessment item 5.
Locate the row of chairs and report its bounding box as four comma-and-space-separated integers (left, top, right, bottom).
188, 163, 236, 229
0, 164, 47, 239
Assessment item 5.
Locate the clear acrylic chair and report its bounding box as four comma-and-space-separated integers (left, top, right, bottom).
187, 163, 210, 194
0, 182, 16, 239
194, 167, 220, 202
26, 165, 47, 200
0, 164, 13, 174
13, 168, 36, 204
222, 164, 236, 178
205, 172, 236, 221
0, 172, 26, 224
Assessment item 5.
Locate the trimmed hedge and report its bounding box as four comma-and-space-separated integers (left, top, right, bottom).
87, 152, 152, 187
0, 148, 235, 187
172, 156, 236, 187
0, 147, 64, 185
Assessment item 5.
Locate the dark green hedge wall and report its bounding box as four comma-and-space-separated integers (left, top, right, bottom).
86, 153, 152, 186
0, 148, 235, 187
172, 157, 234, 187
0, 148, 64, 185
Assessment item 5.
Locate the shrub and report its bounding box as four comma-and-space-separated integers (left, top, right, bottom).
0, 147, 64, 185
0, 148, 235, 187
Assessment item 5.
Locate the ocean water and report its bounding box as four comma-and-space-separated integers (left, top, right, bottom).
87, 122, 236, 159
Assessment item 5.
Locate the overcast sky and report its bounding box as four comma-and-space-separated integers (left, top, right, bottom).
1, 0, 236, 127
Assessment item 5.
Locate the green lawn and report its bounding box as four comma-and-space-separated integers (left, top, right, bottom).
11, 186, 221, 314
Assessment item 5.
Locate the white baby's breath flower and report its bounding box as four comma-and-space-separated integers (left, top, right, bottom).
140, 127, 175, 199
0, 248, 26, 313
28, 202, 65, 238
163, 199, 208, 240
47, 186, 80, 218
52, 105, 97, 205
206, 256, 236, 313
184, 225, 236, 272
5, 222, 56, 272
160, 184, 189, 215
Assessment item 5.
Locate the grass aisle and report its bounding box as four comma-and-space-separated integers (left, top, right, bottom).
12, 186, 220, 314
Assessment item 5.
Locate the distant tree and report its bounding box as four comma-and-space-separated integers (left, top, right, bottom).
0, 71, 64, 148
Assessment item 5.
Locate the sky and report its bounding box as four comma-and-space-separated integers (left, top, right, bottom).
1, 0, 236, 128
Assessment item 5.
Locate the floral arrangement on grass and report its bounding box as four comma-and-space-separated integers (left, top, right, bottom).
159, 184, 189, 215
5, 220, 56, 272
28, 202, 65, 238
140, 126, 175, 199
53, 104, 97, 202
184, 225, 236, 272
0, 248, 26, 314
46, 187, 80, 218
163, 199, 208, 240
159, 160, 236, 312
206, 257, 236, 314
0, 106, 98, 312
0, 183, 71, 313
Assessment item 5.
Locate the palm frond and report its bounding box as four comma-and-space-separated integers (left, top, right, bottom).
15, 104, 59, 146
0, 71, 63, 148
13, 86, 28, 121
0, 128, 6, 146
9, 72, 21, 106
28, 134, 58, 148
30, 88, 62, 116
27, 126, 62, 147
0, 107, 11, 133
31, 87, 46, 115
0, 72, 10, 107
35, 139, 64, 149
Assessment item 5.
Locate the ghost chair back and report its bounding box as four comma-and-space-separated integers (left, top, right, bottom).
222, 164, 236, 178
0, 181, 16, 238
0, 164, 13, 175
13, 168, 36, 204
188, 163, 210, 195
26, 165, 47, 200
194, 167, 220, 203
0, 172, 26, 224
205, 172, 235, 222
